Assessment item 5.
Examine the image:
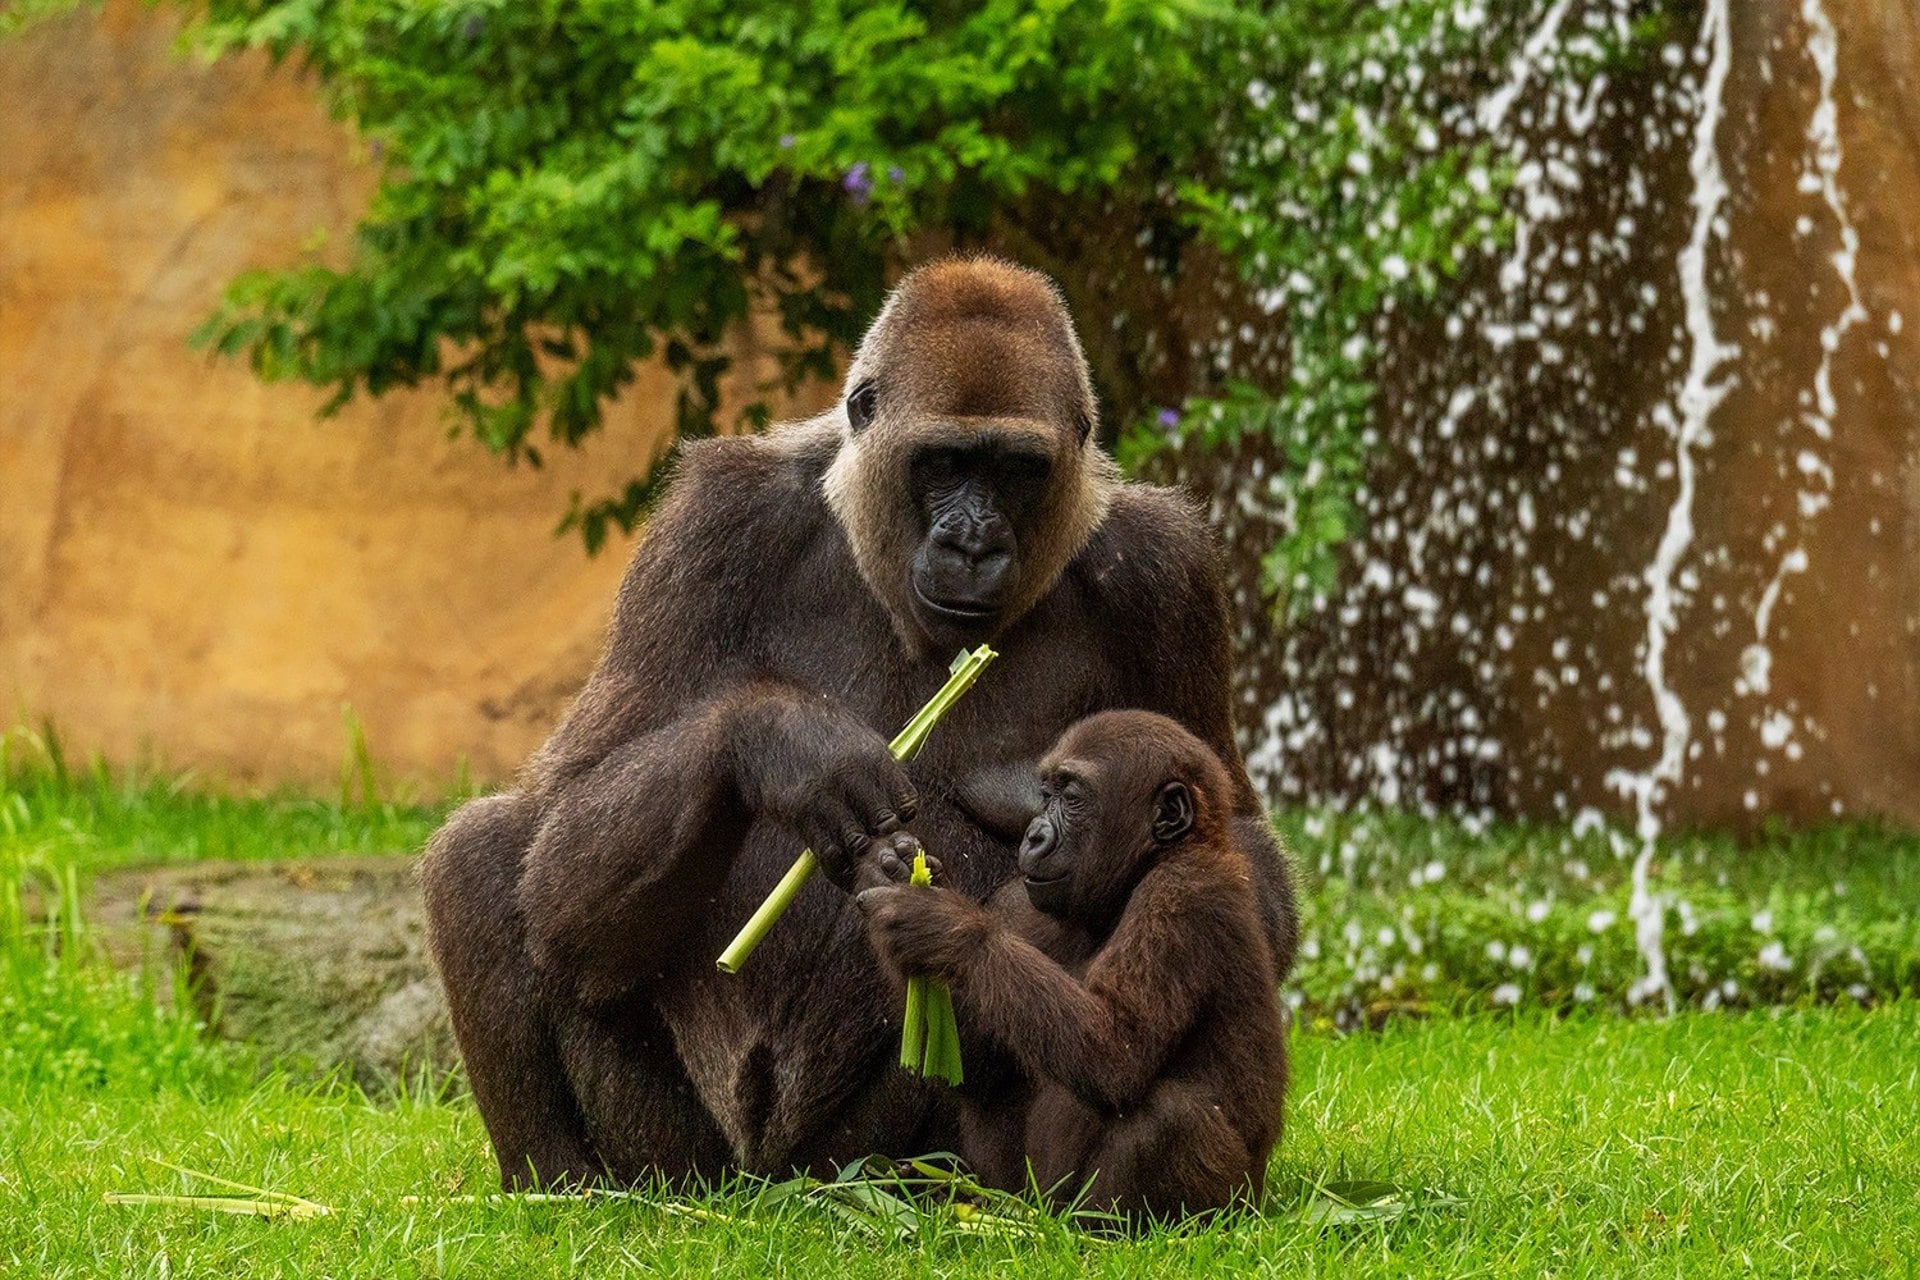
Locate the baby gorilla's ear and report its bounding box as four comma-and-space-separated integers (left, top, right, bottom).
1150, 781, 1195, 845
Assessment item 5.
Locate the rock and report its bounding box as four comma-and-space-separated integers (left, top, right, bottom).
86, 855, 458, 1085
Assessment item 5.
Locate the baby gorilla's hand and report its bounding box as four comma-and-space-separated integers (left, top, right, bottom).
856, 876, 985, 979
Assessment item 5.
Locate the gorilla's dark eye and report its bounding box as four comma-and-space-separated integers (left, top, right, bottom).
847, 382, 879, 433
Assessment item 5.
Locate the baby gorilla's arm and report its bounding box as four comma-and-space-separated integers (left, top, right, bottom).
860, 866, 1219, 1114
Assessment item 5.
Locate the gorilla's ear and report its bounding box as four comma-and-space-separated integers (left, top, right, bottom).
847, 381, 879, 433
1151, 781, 1194, 845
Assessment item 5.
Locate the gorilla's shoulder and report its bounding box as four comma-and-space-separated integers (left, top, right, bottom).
1074, 481, 1223, 611
616, 418, 841, 608
669, 417, 842, 506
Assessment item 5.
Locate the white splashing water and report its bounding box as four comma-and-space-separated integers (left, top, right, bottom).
1607, 0, 1738, 1011
1477, 0, 1574, 136
1480, 0, 1582, 314
1740, 0, 1868, 718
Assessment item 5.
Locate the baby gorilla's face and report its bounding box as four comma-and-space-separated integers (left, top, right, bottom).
1018, 750, 1195, 923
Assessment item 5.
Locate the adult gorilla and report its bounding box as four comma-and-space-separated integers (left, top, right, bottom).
422, 257, 1299, 1188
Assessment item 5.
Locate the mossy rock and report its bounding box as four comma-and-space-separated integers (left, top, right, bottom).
87, 855, 456, 1086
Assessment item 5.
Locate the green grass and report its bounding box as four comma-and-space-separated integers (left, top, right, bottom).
4, 730, 1920, 1274
6, 723, 1916, 1018
4, 1005, 1917, 1276
0, 726, 442, 873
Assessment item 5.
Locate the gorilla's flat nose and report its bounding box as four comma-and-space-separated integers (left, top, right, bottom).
934, 518, 1011, 571
1019, 815, 1058, 873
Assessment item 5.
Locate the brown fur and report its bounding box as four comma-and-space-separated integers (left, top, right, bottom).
825, 257, 1119, 652
860, 712, 1288, 1224
420, 258, 1299, 1191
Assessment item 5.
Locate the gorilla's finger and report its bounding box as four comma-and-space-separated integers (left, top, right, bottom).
851, 846, 901, 895
840, 821, 872, 861
803, 809, 855, 884
843, 768, 904, 835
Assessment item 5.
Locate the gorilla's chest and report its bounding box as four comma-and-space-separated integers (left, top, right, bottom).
761, 595, 1118, 882
657, 589, 1124, 1167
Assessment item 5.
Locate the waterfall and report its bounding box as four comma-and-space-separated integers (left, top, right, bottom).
1740, 0, 1870, 759
1601, 0, 1737, 1010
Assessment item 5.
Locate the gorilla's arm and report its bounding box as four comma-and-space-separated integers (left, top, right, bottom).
861, 867, 1231, 1113
516, 683, 915, 1000
507, 441, 915, 1002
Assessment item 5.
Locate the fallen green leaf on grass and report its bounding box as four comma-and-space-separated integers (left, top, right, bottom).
1289, 1179, 1465, 1226
106, 1158, 333, 1220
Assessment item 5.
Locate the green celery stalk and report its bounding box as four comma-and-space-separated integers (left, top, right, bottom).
899, 851, 935, 1069
895, 849, 965, 1086
716, 646, 999, 974
901, 974, 928, 1070
922, 979, 964, 1086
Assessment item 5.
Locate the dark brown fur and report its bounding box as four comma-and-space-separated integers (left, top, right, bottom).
420, 257, 1299, 1189
860, 712, 1288, 1224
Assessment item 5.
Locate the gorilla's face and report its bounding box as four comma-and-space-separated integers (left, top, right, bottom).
1019, 742, 1195, 925
821, 258, 1118, 658
899, 433, 1055, 648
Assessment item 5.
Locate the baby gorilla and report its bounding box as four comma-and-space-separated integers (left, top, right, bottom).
858, 710, 1287, 1223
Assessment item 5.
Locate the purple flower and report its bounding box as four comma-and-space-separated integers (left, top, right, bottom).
843, 161, 873, 206
1157, 407, 1181, 429
887, 164, 905, 183
778, 133, 796, 149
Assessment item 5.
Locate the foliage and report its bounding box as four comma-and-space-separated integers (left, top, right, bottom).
1121, 4, 1514, 612
9, 732, 1915, 1024
0, 724, 442, 874
160, 0, 1527, 587
180, 0, 1245, 551
6, 989, 1918, 1274
1282, 811, 1920, 1027
0, 0, 85, 38
0, 856, 235, 1096
4, 748, 1919, 1269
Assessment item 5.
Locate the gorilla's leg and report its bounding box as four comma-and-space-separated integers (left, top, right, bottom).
424, 793, 734, 1188
422, 794, 604, 1189
550, 992, 733, 1185
1078, 1080, 1255, 1222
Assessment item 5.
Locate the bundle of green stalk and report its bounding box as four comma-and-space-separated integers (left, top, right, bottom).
899, 849, 964, 1084
715, 645, 999, 976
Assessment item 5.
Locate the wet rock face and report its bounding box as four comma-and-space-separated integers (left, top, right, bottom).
1208, 0, 1920, 831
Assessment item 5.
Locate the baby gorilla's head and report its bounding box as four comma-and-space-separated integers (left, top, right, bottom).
1018, 711, 1235, 924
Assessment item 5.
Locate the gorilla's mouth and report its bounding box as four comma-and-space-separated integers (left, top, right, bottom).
1023, 871, 1071, 916
911, 580, 1001, 623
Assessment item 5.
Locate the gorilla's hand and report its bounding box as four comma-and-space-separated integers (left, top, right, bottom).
728, 692, 920, 891
852, 833, 943, 894
857, 882, 990, 979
